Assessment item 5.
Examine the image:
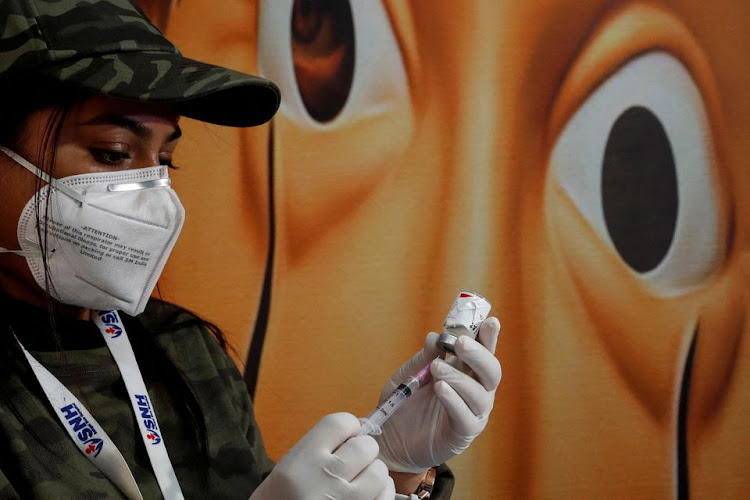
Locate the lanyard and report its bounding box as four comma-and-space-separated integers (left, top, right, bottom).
17, 310, 184, 500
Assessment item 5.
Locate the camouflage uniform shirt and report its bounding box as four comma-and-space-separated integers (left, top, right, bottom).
0, 298, 274, 499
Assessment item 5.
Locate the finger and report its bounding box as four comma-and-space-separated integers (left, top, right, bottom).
430, 358, 493, 417
349, 458, 390, 499
477, 317, 501, 354
326, 435, 379, 482
454, 336, 502, 392
433, 380, 485, 436
300, 413, 361, 454
373, 476, 396, 500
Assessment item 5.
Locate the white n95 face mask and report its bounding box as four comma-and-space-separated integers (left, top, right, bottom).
0, 147, 185, 316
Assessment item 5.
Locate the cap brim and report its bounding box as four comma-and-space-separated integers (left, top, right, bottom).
38, 51, 280, 127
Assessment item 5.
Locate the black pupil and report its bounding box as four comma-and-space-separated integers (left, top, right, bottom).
291, 0, 355, 122
601, 106, 678, 273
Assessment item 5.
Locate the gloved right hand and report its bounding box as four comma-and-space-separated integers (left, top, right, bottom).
376, 317, 502, 473
249, 412, 394, 500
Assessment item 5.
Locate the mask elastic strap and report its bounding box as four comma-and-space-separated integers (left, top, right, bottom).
0, 239, 53, 258
0, 146, 87, 205
0, 248, 43, 258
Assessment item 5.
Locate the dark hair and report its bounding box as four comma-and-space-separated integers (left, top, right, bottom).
0, 77, 90, 329
0, 76, 230, 475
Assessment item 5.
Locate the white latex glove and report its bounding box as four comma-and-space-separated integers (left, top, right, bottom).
250, 413, 395, 500
375, 317, 502, 473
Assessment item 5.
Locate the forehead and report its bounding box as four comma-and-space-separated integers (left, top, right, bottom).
70, 95, 179, 127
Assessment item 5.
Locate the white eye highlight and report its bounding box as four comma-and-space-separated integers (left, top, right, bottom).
549, 52, 724, 295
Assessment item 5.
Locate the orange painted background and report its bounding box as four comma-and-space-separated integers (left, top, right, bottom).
143, 1, 750, 497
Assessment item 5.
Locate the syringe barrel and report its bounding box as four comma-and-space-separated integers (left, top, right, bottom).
358, 383, 413, 436
376, 383, 412, 417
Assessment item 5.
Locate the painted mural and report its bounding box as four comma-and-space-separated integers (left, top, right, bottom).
142, 0, 750, 497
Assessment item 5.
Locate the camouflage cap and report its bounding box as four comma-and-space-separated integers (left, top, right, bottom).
0, 0, 280, 127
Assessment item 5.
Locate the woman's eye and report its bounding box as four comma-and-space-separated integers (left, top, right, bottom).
548, 52, 725, 295
89, 148, 132, 166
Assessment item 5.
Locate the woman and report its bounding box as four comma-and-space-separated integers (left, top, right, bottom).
0, 1, 502, 498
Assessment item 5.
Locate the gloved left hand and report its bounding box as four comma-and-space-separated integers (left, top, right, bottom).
373, 317, 502, 473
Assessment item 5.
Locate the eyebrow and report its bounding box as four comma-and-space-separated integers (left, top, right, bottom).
82, 113, 182, 142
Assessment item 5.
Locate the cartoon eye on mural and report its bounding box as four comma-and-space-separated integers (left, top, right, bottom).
551, 52, 724, 290
257, 0, 413, 253
156, 0, 750, 497
260, 0, 357, 124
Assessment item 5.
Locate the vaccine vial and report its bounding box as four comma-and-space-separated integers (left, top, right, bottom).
437, 290, 491, 354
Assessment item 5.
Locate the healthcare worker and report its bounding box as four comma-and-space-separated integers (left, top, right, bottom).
0, 0, 502, 498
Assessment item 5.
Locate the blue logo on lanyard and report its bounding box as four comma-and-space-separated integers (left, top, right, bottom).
60, 403, 104, 458
135, 394, 162, 445
97, 311, 123, 338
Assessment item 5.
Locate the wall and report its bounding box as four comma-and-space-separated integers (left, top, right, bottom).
150, 1, 750, 497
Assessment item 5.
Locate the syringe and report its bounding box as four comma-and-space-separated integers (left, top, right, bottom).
357, 290, 492, 436
357, 363, 432, 436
